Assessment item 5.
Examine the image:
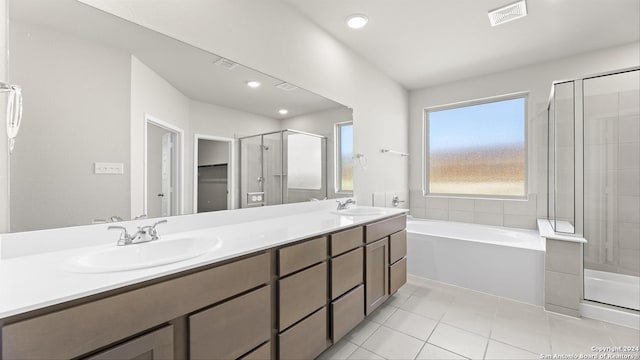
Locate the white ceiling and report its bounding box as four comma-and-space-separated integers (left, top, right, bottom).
282, 0, 640, 90
10, 0, 344, 120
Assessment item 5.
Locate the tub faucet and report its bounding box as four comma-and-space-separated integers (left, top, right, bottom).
108, 219, 168, 246
392, 195, 405, 208
336, 199, 356, 210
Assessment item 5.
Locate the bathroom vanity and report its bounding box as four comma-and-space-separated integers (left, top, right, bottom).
0, 204, 407, 360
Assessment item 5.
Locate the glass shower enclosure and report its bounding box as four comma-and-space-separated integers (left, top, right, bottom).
547, 67, 640, 311
239, 129, 327, 208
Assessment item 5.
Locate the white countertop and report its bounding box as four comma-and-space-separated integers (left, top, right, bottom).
0, 203, 406, 320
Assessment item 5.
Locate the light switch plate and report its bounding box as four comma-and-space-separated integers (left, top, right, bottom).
94, 162, 124, 175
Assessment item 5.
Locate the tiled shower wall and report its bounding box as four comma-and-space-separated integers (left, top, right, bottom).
583, 81, 640, 277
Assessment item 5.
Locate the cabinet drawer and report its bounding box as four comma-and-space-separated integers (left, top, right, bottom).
190, 285, 271, 360
2, 252, 270, 360
240, 341, 271, 360
331, 247, 363, 300
86, 325, 173, 360
279, 262, 327, 330
279, 236, 327, 276
278, 307, 328, 360
365, 215, 406, 243
330, 227, 363, 256
331, 285, 364, 342
389, 230, 407, 264
389, 257, 407, 294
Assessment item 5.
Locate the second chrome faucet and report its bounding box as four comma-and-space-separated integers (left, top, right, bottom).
108, 219, 168, 246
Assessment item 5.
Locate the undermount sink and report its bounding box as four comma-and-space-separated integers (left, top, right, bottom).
331, 207, 386, 216
66, 236, 222, 273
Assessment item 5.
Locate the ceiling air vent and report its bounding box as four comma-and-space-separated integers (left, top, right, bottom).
488, 0, 527, 27
275, 82, 298, 92
214, 57, 238, 69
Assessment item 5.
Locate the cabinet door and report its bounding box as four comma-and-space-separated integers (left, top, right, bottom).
85, 326, 173, 360
365, 238, 389, 315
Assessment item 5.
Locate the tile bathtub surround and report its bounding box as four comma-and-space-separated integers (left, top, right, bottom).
408, 190, 538, 230
319, 276, 640, 360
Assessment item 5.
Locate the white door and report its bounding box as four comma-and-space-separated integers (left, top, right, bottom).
161, 133, 173, 216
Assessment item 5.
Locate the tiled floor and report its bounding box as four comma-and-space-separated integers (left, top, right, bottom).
318, 276, 640, 360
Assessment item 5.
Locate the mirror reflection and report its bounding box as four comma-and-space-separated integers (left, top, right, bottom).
8, 0, 352, 232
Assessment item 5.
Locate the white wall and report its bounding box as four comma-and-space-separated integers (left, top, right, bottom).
130, 56, 190, 218
0, 0, 8, 234
409, 42, 640, 230
198, 140, 229, 166
9, 19, 131, 231
78, 0, 409, 206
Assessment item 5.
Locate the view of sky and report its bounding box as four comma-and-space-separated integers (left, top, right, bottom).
428, 97, 525, 152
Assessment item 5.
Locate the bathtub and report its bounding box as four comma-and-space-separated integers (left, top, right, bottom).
407, 218, 545, 305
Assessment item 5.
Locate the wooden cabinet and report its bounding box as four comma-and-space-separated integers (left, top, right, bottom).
1, 214, 407, 360
330, 227, 363, 256
331, 285, 365, 342
331, 247, 363, 299
365, 238, 389, 315
278, 307, 328, 360
2, 253, 270, 360
190, 285, 271, 360
365, 215, 406, 244
279, 262, 327, 330
390, 230, 407, 264
277, 237, 329, 359
279, 236, 327, 276
328, 226, 365, 343
390, 258, 407, 294
389, 229, 407, 294
364, 215, 406, 314
240, 342, 271, 360
86, 326, 173, 360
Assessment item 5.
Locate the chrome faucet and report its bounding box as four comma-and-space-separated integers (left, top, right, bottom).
391, 195, 405, 208
108, 219, 168, 246
336, 198, 356, 210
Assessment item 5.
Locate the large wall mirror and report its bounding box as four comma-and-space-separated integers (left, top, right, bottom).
8, 0, 353, 232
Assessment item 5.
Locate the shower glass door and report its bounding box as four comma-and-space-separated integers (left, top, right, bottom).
240, 135, 265, 207
583, 69, 640, 310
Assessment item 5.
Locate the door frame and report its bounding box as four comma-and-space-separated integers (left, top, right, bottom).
143, 113, 184, 217
193, 134, 235, 212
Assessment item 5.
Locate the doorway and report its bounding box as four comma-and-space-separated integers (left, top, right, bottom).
193, 135, 234, 212
144, 115, 183, 218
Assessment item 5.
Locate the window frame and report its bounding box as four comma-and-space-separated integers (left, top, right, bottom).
335, 121, 354, 194
422, 92, 529, 200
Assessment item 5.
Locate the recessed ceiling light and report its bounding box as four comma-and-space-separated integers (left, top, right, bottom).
279, 109, 289, 115
488, 0, 527, 27
346, 14, 368, 29
246, 80, 261, 88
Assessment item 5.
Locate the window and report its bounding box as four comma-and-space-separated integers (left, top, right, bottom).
287, 134, 322, 190
335, 122, 353, 193
424, 95, 527, 197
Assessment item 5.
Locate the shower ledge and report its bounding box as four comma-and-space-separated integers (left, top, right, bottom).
537, 219, 587, 243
